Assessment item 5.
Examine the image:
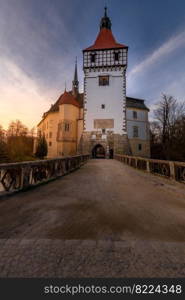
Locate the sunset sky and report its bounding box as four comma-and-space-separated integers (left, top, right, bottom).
1, 0, 185, 129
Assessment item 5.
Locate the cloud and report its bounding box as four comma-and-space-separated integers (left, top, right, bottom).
128, 29, 185, 78
0, 1, 84, 130
163, 74, 185, 101
0, 56, 50, 129
0, 0, 82, 90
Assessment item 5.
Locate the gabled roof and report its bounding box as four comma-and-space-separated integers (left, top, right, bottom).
126, 97, 150, 111
84, 28, 127, 51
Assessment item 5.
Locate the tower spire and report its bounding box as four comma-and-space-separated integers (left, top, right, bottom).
100, 6, 111, 30
74, 57, 78, 82
72, 57, 79, 97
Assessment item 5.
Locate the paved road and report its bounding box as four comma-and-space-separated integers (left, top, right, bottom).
0, 159, 185, 277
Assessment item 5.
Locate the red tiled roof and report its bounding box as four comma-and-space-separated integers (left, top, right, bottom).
84, 28, 127, 51
38, 91, 83, 125
58, 91, 80, 107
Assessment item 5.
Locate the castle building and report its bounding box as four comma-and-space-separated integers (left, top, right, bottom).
37, 8, 150, 158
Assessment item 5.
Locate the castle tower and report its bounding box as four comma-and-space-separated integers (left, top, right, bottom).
82, 7, 130, 156
72, 57, 79, 97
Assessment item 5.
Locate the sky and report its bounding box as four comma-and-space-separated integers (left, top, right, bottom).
1, 0, 185, 129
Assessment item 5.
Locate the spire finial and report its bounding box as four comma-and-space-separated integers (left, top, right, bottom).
64, 81, 67, 92
104, 6, 107, 17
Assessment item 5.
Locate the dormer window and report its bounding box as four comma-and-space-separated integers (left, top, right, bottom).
114, 51, 120, 61
90, 53, 96, 63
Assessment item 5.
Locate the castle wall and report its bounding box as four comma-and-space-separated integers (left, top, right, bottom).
126, 108, 150, 157
37, 112, 59, 158
38, 103, 81, 158
57, 104, 79, 156
129, 139, 150, 158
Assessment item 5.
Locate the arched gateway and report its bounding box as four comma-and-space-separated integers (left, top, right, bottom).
92, 144, 105, 158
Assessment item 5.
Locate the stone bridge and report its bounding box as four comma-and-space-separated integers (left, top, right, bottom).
0, 156, 185, 277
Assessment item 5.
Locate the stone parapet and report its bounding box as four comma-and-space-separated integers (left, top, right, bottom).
114, 154, 185, 183
0, 154, 90, 196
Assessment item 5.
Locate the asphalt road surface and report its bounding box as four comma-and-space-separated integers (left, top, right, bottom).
0, 159, 185, 277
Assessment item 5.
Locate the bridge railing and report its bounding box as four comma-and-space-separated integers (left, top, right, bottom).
114, 154, 185, 184
0, 154, 90, 195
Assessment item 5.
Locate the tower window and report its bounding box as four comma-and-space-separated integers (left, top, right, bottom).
133, 126, 139, 138
49, 141, 52, 146
90, 53, 96, 63
102, 128, 106, 134
49, 132, 52, 138
138, 144, 142, 151
101, 104, 105, 109
99, 76, 109, 86
114, 51, 119, 61
133, 111, 137, 119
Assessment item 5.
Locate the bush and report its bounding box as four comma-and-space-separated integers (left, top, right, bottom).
0, 140, 9, 163
35, 135, 48, 159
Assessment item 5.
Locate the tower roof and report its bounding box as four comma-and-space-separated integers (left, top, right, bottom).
84, 7, 127, 51
84, 28, 127, 51
58, 90, 80, 107
126, 97, 150, 111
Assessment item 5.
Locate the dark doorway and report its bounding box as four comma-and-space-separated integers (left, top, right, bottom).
92, 144, 105, 158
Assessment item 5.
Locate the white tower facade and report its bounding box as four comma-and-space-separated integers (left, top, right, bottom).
82, 8, 130, 156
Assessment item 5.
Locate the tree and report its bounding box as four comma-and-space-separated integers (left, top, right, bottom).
30, 127, 36, 137
151, 94, 185, 161
0, 125, 4, 140
170, 117, 185, 161
150, 121, 164, 159
7, 120, 28, 137
154, 94, 185, 144
35, 135, 48, 159
0, 140, 9, 163
6, 120, 35, 162
0, 125, 9, 163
